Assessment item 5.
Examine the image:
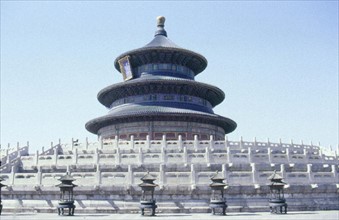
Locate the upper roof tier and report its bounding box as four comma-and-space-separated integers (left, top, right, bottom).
114, 16, 208, 75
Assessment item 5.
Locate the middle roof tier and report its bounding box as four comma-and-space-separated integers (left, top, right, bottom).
98, 76, 226, 108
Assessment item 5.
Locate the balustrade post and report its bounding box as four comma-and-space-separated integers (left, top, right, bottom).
116, 147, 121, 166
205, 147, 210, 164
248, 147, 252, 163
96, 165, 101, 185
193, 135, 199, 150
162, 135, 167, 148
73, 148, 78, 165
251, 163, 258, 185
227, 146, 231, 163
37, 166, 42, 185
178, 135, 183, 150
139, 148, 143, 165
35, 150, 39, 166
130, 135, 135, 149
307, 164, 313, 183
161, 147, 166, 163
54, 148, 58, 166
268, 147, 272, 163
331, 164, 337, 179
183, 146, 188, 164
95, 148, 99, 164
146, 135, 151, 149
280, 164, 286, 179
209, 135, 214, 149
159, 164, 165, 187
191, 164, 196, 189
128, 165, 133, 187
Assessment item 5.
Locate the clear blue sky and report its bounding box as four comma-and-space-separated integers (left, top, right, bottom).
1, 1, 338, 152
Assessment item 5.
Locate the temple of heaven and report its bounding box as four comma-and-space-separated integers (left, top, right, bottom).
0, 16, 338, 214
85, 16, 236, 141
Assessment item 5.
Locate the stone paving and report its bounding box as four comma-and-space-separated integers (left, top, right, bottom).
1, 211, 338, 220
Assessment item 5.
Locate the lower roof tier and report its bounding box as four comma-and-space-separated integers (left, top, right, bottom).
85, 110, 236, 137
88, 117, 236, 140
86, 105, 237, 134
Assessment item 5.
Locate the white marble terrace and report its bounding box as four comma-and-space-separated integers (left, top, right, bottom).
1, 135, 338, 190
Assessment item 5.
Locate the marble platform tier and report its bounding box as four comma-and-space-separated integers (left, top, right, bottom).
0, 136, 338, 213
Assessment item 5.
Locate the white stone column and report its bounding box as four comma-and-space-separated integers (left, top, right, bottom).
227, 146, 231, 163
191, 164, 196, 189
35, 150, 39, 166
146, 135, 151, 149
162, 135, 167, 148
331, 164, 337, 179
54, 148, 58, 166
96, 165, 101, 185
178, 135, 183, 149
5, 148, 9, 164
73, 148, 78, 165
209, 135, 214, 149
161, 147, 166, 163
286, 148, 290, 162
37, 166, 42, 185
251, 163, 257, 185
95, 148, 99, 164
130, 135, 135, 149
307, 164, 313, 183
194, 135, 199, 150
222, 163, 227, 180
115, 147, 121, 166
248, 147, 252, 163
17, 142, 21, 157
280, 164, 285, 179
10, 165, 15, 185
100, 137, 103, 150
205, 147, 210, 164
268, 147, 272, 163
138, 147, 143, 165
159, 164, 165, 187
319, 147, 324, 163
183, 146, 188, 164
128, 165, 133, 187
114, 136, 119, 148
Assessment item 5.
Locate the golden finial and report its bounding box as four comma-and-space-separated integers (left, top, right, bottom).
157, 16, 166, 27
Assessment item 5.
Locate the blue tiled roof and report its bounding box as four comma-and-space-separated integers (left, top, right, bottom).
108, 103, 214, 117
144, 35, 180, 48
97, 78, 225, 108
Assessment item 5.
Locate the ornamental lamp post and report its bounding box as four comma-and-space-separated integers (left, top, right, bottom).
55, 172, 77, 216
138, 171, 158, 216
267, 170, 288, 214
209, 171, 228, 215
0, 176, 7, 215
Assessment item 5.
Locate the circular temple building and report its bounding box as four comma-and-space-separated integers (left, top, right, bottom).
1, 16, 337, 215
85, 16, 236, 141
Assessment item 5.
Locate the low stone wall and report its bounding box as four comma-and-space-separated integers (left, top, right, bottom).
2, 183, 338, 213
